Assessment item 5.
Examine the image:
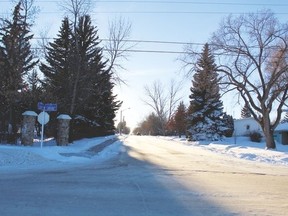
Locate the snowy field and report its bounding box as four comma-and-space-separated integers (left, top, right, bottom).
0, 135, 288, 172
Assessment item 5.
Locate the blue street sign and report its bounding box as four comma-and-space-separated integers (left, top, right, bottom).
37, 102, 44, 110
45, 103, 57, 112
38, 102, 57, 112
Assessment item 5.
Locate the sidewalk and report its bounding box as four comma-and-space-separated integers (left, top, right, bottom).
60, 137, 118, 158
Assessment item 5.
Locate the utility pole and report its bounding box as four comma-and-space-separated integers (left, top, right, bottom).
119, 107, 130, 135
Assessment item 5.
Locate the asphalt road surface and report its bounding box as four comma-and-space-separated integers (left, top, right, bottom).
1, 135, 288, 216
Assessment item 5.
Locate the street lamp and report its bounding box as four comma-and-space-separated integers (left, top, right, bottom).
119, 107, 130, 135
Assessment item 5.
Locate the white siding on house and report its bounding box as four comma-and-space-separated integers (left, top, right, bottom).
233, 117, 262, 136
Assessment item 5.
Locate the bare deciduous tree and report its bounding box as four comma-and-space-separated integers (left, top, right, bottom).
143, 80, 182, 135
36, 27, 50, 59
59, 0, 92, 25
208, 10, 288, 149
144, 81, 167, 120
167, 79, 182, 121
105, 17, 133, 84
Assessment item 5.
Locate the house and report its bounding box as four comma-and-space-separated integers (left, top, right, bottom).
274, 123, 288, 145
233, 117, 262, 136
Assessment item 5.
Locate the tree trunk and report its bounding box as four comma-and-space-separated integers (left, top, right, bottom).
70, 69, 79, 115
262, 114, 276, 149
69, 17, 80, 116
264, 130, 276, 149
8, 105, 16, 144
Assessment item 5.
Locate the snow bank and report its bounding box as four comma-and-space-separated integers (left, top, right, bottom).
159, 136, 288, 166
0, 135, 120, 171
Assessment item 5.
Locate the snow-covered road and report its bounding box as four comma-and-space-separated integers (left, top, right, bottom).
0, 135, 288, 215
125, 136, 288, 215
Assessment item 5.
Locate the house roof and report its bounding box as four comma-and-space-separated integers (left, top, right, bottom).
275, 123, 288, 132
234, 117, 254, 122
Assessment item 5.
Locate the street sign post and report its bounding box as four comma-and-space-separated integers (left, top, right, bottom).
37, 102, 57, 148
38, 111, 50, 148
38, 111, 49, 125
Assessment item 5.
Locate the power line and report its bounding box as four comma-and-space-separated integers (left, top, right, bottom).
96, 1, 288, 7
31, 38, 199, 54
34, 37, 199, 45
32, 47, 188, 54
1, 1, 287, 15
0, 0, 287, 7
31, 37, 288, 50
103, 48, 186, 54
104, 48, 288, 61
89, 11, 288, 15
32, 47, 288, 57
1, 10, 287, 15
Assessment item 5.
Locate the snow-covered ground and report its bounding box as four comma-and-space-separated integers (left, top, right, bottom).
161, 136, 288, 166
0, 135, 287, 172
0, 135, 122, 172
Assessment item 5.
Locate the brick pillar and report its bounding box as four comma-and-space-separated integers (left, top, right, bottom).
57, 114, 72, 146
21, 111, 37, 146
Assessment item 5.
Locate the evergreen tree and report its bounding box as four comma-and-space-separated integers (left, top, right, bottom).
187, 43, 225, 141
21, 69, 44, 111
41, 15, 121, 139
81, 68, 121, 137
0, 2, 38, 142
241, 103, 252, 118
222, 113, 234, 137
166, 118, 176, 135
72, 15, 121, 137
40, 17, 73, 113
173, 101, 187, 137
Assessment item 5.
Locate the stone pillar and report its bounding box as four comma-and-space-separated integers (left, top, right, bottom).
57, 114, 72, 146
21, 111, 38, 146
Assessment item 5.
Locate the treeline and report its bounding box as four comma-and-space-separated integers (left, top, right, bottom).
0, 2, 121, 143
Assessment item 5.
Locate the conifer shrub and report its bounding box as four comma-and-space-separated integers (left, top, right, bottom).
249, 131, 262, 142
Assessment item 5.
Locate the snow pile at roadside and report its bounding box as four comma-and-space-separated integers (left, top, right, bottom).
0, 135, 120, 170
161, 136, 288, 166
0, 148, 49, 166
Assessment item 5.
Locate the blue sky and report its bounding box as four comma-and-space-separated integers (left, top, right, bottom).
1, 0, 288, 130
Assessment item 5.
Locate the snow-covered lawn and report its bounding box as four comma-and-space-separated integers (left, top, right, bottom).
0, 135, 122, 171
0, 135, 287, 172
161, 136, 288, 166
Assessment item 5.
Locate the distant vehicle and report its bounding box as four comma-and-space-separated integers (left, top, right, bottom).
136, 132, 141, 136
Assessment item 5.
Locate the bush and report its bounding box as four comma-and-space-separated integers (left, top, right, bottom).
249, 131, 262, 142
223, 128, 234, 137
